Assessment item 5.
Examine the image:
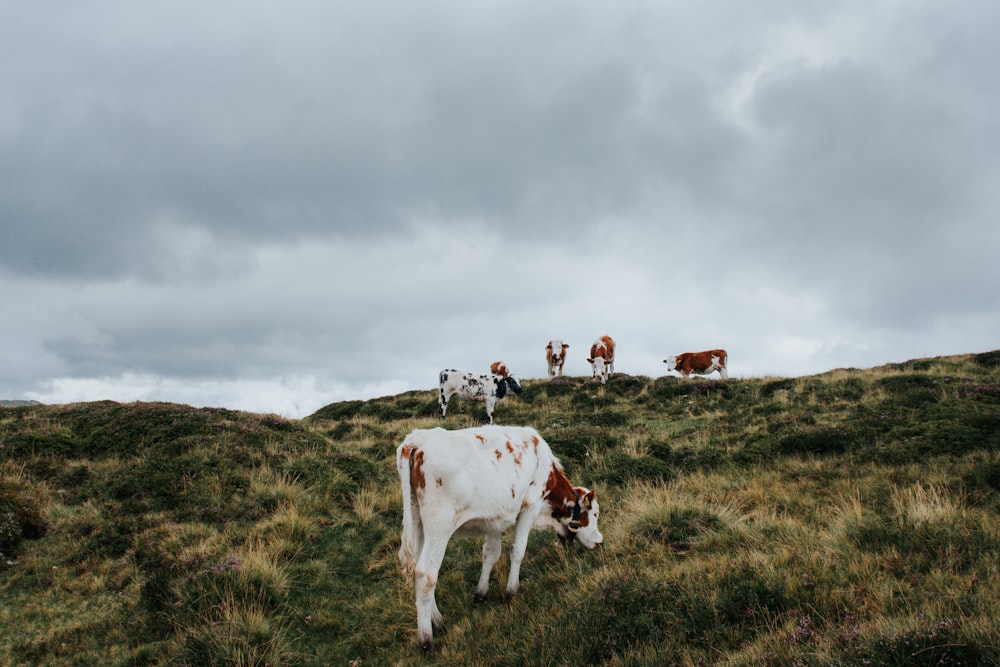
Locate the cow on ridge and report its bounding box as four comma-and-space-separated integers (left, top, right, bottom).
438, 368, 522, 424
663, 349, 728, 379
545, 340, 569, 379
397, 425, 603, 650
587, 335, 616, 384
490, 361, 513, 378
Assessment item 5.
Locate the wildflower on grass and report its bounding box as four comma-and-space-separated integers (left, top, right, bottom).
207, 555, 243, 575
792, 615, 812, 643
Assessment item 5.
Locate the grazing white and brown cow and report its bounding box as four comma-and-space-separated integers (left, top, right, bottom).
489, 361, 512, 378
438, 369, 523, 424
663, 349, 728, 379
397, 425, 603, 651
545, 340, 569, 379
587, 335, 616, 384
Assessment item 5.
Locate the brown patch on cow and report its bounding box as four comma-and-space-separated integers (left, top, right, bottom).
490, 361, 510, 378
409, 448, 426, 492
511, 486, 516, 499
589, 335, 616, 361
436, 478, 443, 487
543, 464, 576, 519
476, 434, 487, 444
506, 441, 515, 454
675, 349, 727, 376
494, 449, 503, 461
399, 443, 416, 460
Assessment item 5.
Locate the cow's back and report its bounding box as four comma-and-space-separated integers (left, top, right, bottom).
591, 335, 615, 359
687, 349, 726, 369
400, 426, 551, 527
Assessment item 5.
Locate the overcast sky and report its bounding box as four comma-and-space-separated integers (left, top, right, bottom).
2, 1, 998, 418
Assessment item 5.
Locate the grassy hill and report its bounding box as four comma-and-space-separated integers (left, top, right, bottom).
2, 352, 1000, 666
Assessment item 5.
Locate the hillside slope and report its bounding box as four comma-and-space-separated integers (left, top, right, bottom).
2, 352, 1000, 665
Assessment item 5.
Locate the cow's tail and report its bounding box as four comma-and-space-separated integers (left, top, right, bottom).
397, 444, 421, 577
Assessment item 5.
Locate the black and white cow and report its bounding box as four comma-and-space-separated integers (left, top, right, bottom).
438, 369, 523, 424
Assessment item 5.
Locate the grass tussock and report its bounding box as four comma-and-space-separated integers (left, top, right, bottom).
2, 351, 1000, 664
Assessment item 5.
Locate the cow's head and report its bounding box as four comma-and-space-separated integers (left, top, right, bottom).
588, 356, 610, 383
505, 375, 523, 395
558, 488, 602, 549
662, 356, 678, 372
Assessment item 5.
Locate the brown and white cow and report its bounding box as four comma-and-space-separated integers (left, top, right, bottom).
545, 340, 569, 379
397, 425, 602, 651
489, 361, 512, 378
587, 335, 616, 384
439, 369, 523, 424
663, 349, 728, 379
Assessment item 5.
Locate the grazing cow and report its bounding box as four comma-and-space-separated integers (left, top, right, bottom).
545, 340, 569, 379
489, 361, 512, 378
397, 425, 603, 651
439, 369, 523, 424
663, 349, 728, 379
587, 335, 616, 384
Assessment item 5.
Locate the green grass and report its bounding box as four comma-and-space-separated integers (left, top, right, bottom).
2, 353, 1000, 665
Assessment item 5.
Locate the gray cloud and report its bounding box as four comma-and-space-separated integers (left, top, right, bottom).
2, 1, 998, 415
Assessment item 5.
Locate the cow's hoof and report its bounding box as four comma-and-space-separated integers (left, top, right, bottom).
473, 592, 487, 605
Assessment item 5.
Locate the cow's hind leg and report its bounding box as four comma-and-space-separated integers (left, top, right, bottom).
413, 511, 454, 650
474, 531, 502, 603
438, 390, 448, 418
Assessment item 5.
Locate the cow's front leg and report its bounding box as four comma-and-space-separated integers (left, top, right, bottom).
474, 531, 502, 603
504, 510, 537, 598
484, 397, 496, 424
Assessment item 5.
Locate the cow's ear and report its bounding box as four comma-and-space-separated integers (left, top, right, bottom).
586, 358, 594, 363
